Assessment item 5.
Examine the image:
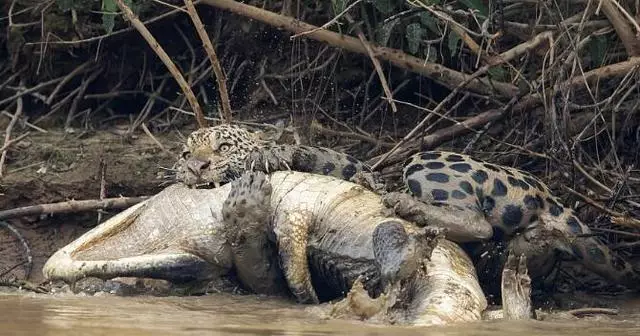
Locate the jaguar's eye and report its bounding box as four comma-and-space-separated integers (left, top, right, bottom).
182, 151, 191, 159
219, 144, 231, 152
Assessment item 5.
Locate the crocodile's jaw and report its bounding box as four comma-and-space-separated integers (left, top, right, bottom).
43, 184, 234, 285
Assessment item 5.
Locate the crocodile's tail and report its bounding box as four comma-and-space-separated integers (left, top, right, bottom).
43, 184, 233, 284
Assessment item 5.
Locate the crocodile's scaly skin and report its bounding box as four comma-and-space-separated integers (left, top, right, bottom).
43, 171, 494, 326
218, 170, 490, 325
395, 151, 639, 290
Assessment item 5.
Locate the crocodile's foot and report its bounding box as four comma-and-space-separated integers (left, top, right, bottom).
381, 192, 491, 242
372, 220, 442, 289
222, 171, 290, 296
501, 251, 532, 320
329, 276, 394, 321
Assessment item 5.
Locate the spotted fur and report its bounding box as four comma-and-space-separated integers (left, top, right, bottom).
402, 151, 640, 289
175, 124, 373, 187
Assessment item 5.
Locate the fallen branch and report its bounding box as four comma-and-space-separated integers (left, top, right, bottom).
597, 0, 640, 57
113, 0, 208, 128
0, 196, 149, 220
201, 0, 519, 97
367, 94, 538, 168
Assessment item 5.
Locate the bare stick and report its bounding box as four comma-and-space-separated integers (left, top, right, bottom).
113, 0, 207, 128
345, 14, 397, 113
200, 0, 518, 97
0, 132, 30, 153
0, 221, 32, 279
184, 0, 233, 123
0, 196, 149, 220
367, 95, 536, 168
0, 97, 23, 177
598, 0, 640, 57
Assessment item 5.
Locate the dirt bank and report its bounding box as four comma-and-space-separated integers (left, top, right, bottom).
0, 129, 186, 284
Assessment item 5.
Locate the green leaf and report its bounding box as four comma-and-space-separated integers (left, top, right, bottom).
488, 66, 508, 81
55, 0, 75, 12
331, 0, 347, 15
418, 12, 440, 34
447, 30, 461, 57
423, 45, 439, 62
588, 35, 608, 66
102, 0, 118, 34
414, 0, 441, 5
376, 18, 400, 46
405, 23, 425, 54
371, 0, 399, 14
458, 0, 488, 16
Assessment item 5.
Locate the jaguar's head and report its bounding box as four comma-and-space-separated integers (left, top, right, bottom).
175, 124, 270, 187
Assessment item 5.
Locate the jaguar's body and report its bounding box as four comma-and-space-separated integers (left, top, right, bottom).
174, 124, 639, 292
398, 151, 640, 289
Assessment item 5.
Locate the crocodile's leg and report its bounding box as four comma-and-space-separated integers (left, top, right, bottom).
221, 171, 289, 296
382, 192, 493, 242
501, 251, 532, 320
273, 209, 319, 304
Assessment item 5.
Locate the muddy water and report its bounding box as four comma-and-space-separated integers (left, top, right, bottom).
1, 292, 639, 336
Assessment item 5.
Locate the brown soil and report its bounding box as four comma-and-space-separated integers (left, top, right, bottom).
0, 129, 188, 284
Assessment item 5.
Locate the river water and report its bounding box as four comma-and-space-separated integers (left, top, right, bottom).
1, 291, 640, 336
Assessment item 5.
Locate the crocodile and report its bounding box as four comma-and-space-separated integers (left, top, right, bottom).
221, 170, 532, 324
381, 151, 640, 290
42, 170, 519, 325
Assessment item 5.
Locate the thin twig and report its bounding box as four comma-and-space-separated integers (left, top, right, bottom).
345, 14, 397, 113
0, 97, 23, 177
184, 0, 233, 123
0, 221, 32, 279
113, 0, 207, 128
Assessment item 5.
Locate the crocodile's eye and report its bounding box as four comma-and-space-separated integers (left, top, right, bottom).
219, 144, 231, 152
182, 151, 191, 159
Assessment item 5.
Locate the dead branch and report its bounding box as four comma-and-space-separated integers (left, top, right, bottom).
345, 14, 397, 113
113, 0, 207, 128
184, 0, 233, 123
0, 196, 149, 220
597, 0, 640, 57
0, 97, 23, 177
566, 57, 640, 88
368, 94, 538, 168
201, 0, 519, 98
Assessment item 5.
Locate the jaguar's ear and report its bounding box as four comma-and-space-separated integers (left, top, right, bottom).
253, 119, 288, 143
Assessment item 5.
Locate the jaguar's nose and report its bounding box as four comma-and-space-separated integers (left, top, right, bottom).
187, 157, 211, 175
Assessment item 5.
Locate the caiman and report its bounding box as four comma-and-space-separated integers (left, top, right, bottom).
43, 170, 531, 325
